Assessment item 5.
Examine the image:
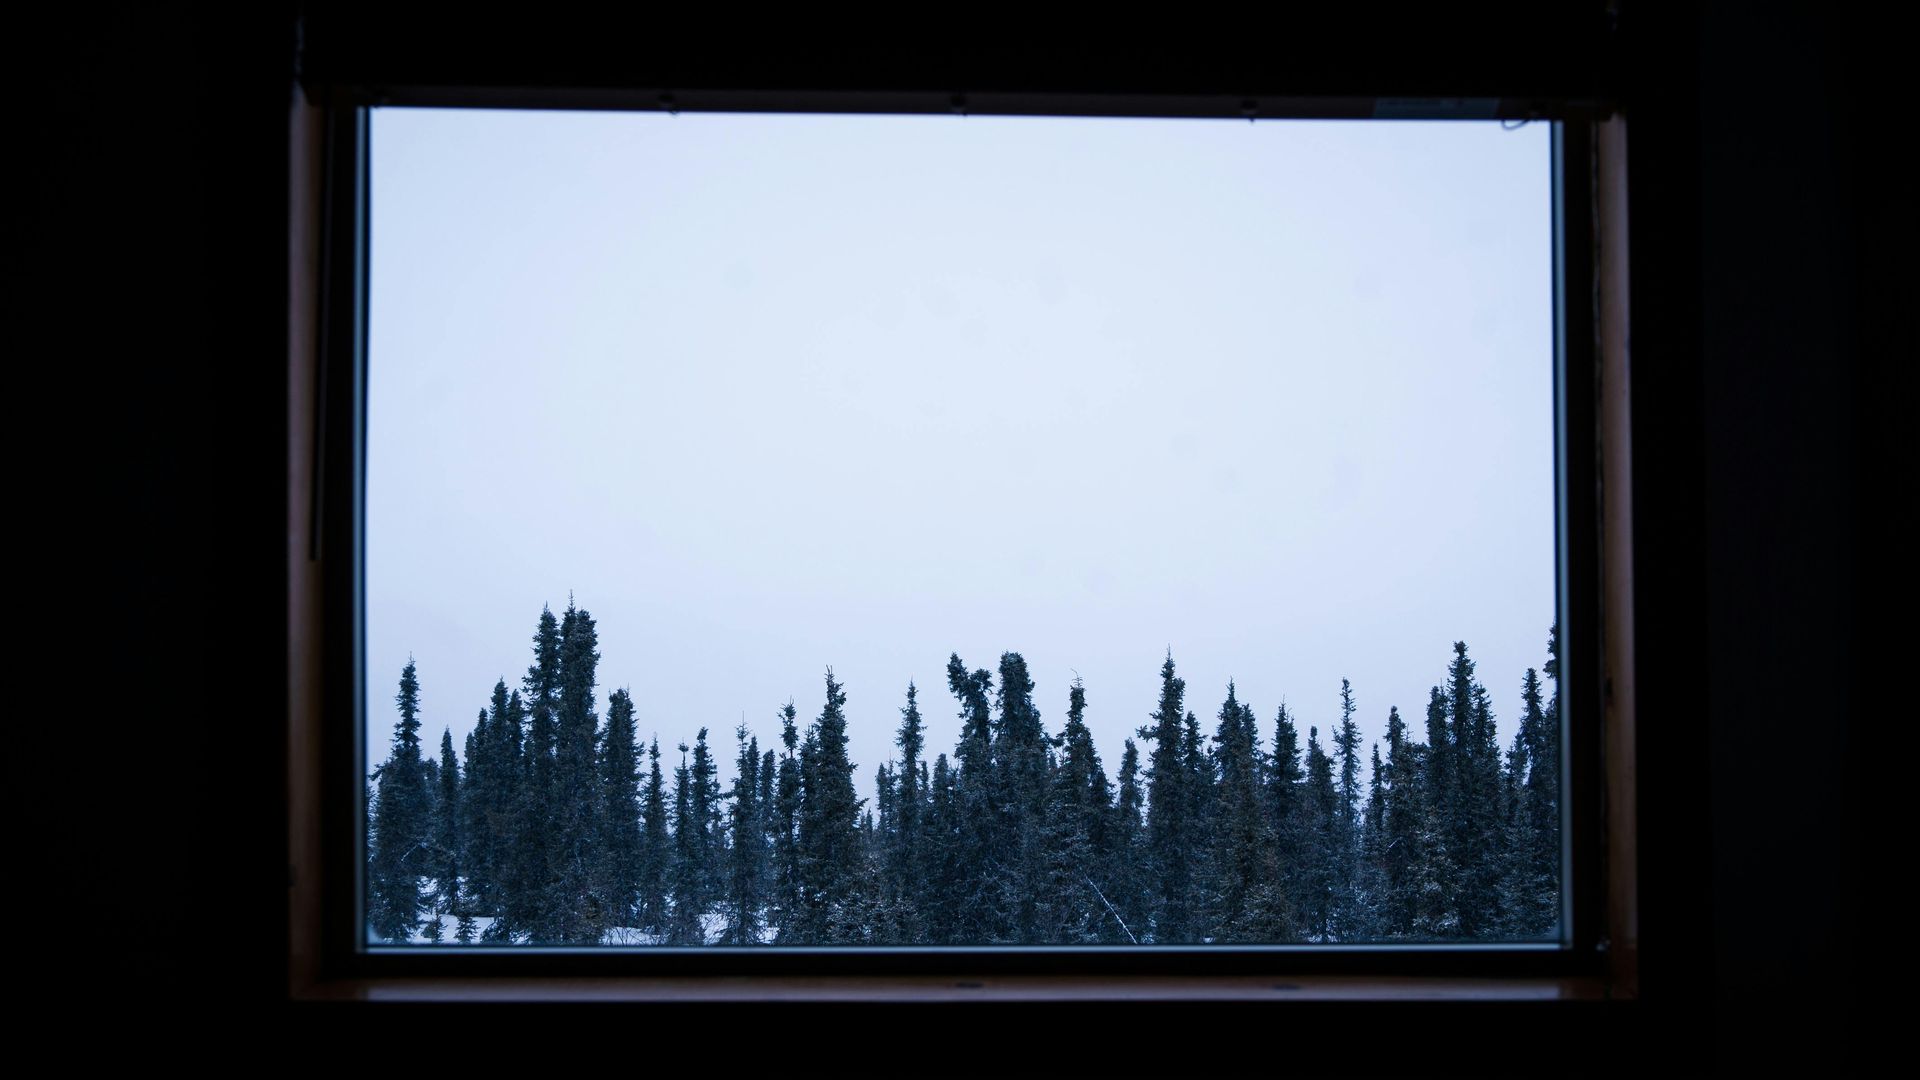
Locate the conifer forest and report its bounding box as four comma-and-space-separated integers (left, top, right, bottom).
367, 601, 1561, 946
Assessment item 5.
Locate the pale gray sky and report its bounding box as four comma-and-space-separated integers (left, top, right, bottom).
365, 109, 1555, 798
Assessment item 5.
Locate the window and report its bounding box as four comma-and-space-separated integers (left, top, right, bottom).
292, 17, 1626, 995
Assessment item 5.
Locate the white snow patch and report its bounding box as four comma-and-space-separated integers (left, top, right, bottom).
402, 912, 496, 944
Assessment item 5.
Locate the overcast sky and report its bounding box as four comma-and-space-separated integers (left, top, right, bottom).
365, 109, 1555, 800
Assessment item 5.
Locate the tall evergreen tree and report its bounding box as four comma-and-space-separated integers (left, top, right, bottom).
688, 726, 722, 909
1106, 738, 1149, 943
1379, 705, 1423, 936
1534, 624, 1564, 933
722, 724, 766, 945
1201, 683, 1285, 940
1182, 703, 1210, 864
460, 718, 483, 901
1446, 641, 1502, 938
794, 670, 862, 943
990, 651, 1050, 942
771, 702, 803, 942
667, 744, 705, 944
1330, 678, 1365, 937
1141, 651, 1199, 942
419, 763, 442, 943
369, 659, 430, 943
550, 600, 603, 942
1198, 684, 1259, 937
478, 685, 526, 940
597, 688, 642, 931
944, 654, 997, 943
886, 683, 927, 943
1503, 663, 1559, 936
1334, 679, 1362, 829
637, 737, 669, 934
1354, 740, 1388, 937
1268, 702, 1305, 935
1038, 677, 1116, 943
1299, 725, 1340, 940
511, 605, 563, 941
433, 726, 461, 931
923, 752, 960, 943
1418, 684, 1458, 935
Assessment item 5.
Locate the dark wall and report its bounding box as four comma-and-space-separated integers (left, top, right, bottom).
23, 4, 1867, 1065
1692, 3, 1871, 1060
1623, 4, 1871, 1065
23, 3, 295, 1009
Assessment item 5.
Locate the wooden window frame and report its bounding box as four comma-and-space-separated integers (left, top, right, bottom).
285, 18, 1637, 1004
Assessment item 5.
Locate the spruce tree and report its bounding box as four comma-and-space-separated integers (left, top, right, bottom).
1418, 684, 1458, 936
688, 726, 722, 909
1354, 740, 1387, 938
1299, 725, 1339, 940
1532, 625, 1564, 935
368, 659, 429, 943
1141, 651, 1198, 942
513, 605, 563, 941
1329, 678, 1364, 938
637, 737, 669, 935
667, 744, 705, 944
1106, 738, 1149, 943
794, 669, 861, 943
923, 752, 960, 943
1038, 677, 1115, 943
1536, 625, 1564, 929
944, 654, 997, 943
1201, 684, 1285, 940
990, 651, 1050, 942
480, 685, 527, 940
434, 726, 461, 931
1267, 702, 1305, 937
1380, 705, 1422, 936
1182, 703, 1210, 873
597, 688, 642, 931
722, 725, 766, 945
873, 762, 898, 940
771, 702, 803, 942
1505, 663, 1559, 937
1446, 642, 1502, 938
418, 751, 444, 941
550, 601, 602, 942
459, 712, 487, 911
887, 683, 926, 943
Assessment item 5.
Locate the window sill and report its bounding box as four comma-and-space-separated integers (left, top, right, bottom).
293, 973, 1616, 1004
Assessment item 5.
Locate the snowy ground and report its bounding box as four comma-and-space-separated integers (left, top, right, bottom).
392, 881, 773, 945
403, 911, 498, 944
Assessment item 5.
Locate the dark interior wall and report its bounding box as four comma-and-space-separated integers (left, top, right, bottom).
1693, 3, 1870, 1058
1623, 4, 1871, 1062
22, 3, 1867, 1063
23, 4, 295, 1004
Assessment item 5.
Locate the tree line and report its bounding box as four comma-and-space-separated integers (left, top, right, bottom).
368, 599, 1560, 945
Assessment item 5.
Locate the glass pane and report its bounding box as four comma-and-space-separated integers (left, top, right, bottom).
363, 109, 1559, 947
